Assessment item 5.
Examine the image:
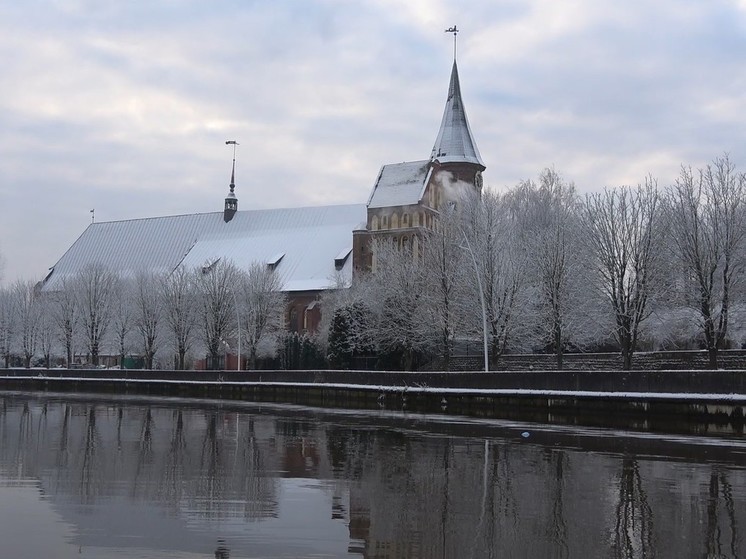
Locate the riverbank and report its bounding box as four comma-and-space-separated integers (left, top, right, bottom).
1, 367, 745, 433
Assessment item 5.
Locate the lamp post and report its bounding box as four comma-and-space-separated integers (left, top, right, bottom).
460, 231, 489, 372
234, 288, 241, 372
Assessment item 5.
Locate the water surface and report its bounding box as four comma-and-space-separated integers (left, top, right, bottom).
0, 391, 744, 558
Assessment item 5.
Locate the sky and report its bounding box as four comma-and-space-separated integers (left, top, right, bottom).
2, 0, 746, 284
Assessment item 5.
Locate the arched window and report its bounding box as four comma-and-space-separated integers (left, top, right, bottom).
403, 213, 409, 227
382, 215, 389, 229
289, 307, 298, 332
391, 213, 399, 229
371, 215, 379, 230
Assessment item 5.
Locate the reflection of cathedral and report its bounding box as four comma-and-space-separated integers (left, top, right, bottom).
1, 394, 744, 558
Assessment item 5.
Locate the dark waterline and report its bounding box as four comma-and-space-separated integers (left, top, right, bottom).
0, 391, 744, 558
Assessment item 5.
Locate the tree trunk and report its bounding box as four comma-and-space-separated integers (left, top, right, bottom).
708, 346, 718, 369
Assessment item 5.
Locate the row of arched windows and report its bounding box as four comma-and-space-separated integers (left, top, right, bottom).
371, 211, 434, 231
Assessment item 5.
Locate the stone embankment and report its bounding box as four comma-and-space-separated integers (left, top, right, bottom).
445, 349, 746, 371
0, 366, 744, 432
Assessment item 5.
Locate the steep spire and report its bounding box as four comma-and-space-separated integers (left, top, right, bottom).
430, 60, 485, 170
224, 140, 239, 223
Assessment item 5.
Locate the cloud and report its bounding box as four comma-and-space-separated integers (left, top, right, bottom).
2, 1, 746, 283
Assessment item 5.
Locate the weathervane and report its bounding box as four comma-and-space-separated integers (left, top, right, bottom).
445, 25, 459, 60
90, 208, 95, 224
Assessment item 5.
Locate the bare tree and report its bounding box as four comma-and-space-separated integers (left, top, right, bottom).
238, 263, 286, 370
195, 259, 239, 370
37, 293, 55, 368
665, 155, 746, 368
0, 287, 13, 367
13, 279, 41, 368
160, 265, 198, 370
582, 179, 663, 370
134, 273, 162, 369
510, 170, 586, 368
421, 206, 470, 371
111, 279, 135, 369
75, 264, 117, 366
464, 189, 529, 369
51, 277, 79, 367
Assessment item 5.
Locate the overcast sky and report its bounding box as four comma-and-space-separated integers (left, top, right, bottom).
2, 0, 746, 283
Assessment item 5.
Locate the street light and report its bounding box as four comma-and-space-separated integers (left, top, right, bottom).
460, 231, 489, 372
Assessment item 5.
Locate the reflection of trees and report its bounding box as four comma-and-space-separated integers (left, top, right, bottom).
705, 467, 739, 559
79, 406, 101, 503
547, 449, 568, 559
160, 409, 187, 508
133, 407, 154, 497
612, 458, 655, 559
195, 412, 224, 518
236, 417, 277, 520
56, 404, 71, 470
15, 402, 32, 472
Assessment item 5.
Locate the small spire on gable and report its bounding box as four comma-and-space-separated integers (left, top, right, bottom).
224, 140, 239, 223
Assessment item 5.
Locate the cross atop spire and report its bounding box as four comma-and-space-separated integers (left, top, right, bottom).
445, 25, 459, 61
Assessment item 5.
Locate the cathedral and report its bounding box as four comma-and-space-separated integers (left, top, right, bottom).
42, 58, 485, 334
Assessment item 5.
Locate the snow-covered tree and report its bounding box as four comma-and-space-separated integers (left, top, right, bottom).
37, 294, 55, 368
160, 265, 198, 370
13, 279, 41, 368
237, 263, 286, 370
509, 169, 589, 368
134, 273, 162, 369
665, 155, 746, 368
195, 259, 239, 370
464, 189, 529, 368
420, 206, 470, 371
51, 277, 79, 367
582, 179, 664, 370
0, 287, 13, 367
75, 263, 117, 366
364, 239, 432, 370
110, 279, 134, 368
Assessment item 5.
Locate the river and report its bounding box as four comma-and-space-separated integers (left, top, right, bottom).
0, 391, 744, 558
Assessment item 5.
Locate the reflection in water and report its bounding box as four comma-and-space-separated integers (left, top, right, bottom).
707, 467, 739, 558
613, 458, 654, 558
0, 393, 744, 558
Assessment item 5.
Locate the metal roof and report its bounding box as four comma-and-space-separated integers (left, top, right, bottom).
43, 204, 367, 293
430, 61, 485, 169
367, 160, 431, 209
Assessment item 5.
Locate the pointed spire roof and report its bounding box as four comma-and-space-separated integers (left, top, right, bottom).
430, 61, 485, 169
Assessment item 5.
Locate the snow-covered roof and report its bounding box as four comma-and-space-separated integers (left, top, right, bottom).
367, 160, 431, 209
430, 61, 485, 169
43, 204, 366, 293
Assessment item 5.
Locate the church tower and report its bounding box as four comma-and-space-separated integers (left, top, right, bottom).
353, 36, 485, 276
429, 59, 486, 193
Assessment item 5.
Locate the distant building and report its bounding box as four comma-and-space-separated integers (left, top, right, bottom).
42, 59, 484, 335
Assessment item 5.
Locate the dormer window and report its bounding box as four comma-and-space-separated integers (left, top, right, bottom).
267, 253, 285, 270
334, 247, 352, 270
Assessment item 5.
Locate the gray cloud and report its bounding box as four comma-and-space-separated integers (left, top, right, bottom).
2, 0, 746, 282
